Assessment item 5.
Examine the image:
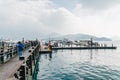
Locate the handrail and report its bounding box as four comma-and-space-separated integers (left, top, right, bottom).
0, 41, 31, 64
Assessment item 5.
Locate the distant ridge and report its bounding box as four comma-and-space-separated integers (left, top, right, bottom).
47, 33, 112, 41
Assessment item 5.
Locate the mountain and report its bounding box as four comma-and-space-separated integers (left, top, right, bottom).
0, 32, 112, 41
46, 33, 112, 41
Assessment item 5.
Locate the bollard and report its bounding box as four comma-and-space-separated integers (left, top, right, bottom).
19, 56, 25, 60
28, 50, 32, 53
14, 72, 19, 79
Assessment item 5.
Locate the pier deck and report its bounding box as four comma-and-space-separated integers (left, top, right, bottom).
0, 47, 34, 80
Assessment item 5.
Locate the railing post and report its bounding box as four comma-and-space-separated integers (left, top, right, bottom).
29, 55, 33, 75
7, 49, 9, 59
19, 64, 26, 80
9, 46, 13, 58
0, 53, 4, 63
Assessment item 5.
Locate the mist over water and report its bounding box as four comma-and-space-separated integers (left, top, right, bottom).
37, 41, 120, 80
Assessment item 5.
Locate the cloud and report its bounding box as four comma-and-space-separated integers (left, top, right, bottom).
0, 0, 55, 39
72, 4, 120, 37
0, 0, 80, 38
77, 0, 120, 10
52, 0, 120, 10
1, 0, 120, 40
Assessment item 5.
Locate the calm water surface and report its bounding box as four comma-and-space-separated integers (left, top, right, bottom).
37, 41, 120, 80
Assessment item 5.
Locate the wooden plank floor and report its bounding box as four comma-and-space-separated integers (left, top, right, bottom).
0, 47, 34, 80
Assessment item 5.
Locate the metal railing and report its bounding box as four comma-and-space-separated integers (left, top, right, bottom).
0, 42, 31, 64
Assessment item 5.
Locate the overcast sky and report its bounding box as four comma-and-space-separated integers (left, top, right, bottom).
0, 0, 120, 40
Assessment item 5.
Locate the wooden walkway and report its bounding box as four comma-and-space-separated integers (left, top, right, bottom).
0, 47, 34, 80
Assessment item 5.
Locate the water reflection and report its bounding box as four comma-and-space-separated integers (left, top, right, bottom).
49, 53, 52, 61
89, 49, 98, 60
90, 50, 93, 60
53, 50, 58, 53
40, 52, 53, 61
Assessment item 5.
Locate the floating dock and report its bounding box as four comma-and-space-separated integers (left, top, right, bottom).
39, 50, 52, 54
47, 38, 117, 50
39, 45, 52, 54
52, 46, 117, 50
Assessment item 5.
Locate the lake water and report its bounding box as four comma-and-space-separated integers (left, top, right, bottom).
37, 41, 120, 80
